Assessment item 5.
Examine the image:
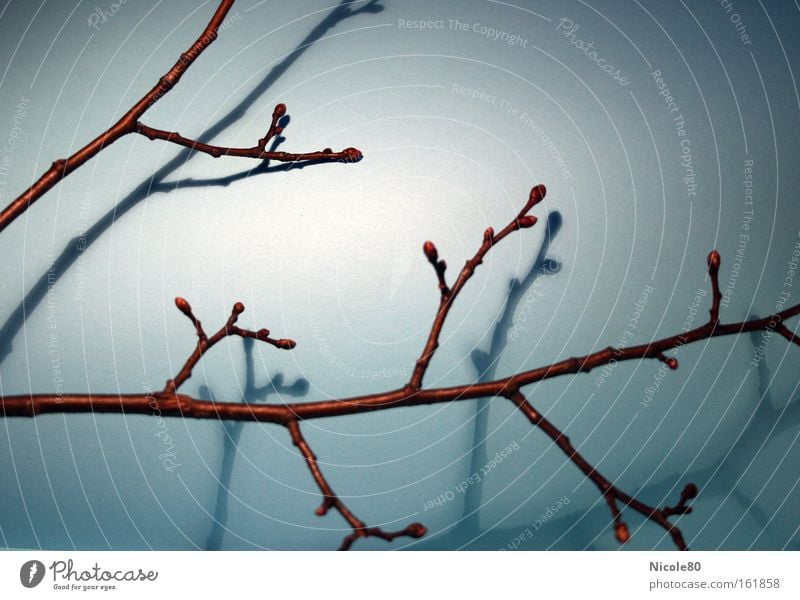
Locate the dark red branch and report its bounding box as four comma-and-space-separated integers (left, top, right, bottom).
165, 297, 295, 393
135, 106, 362, 164
0, 1, 234, 234
286, 420, 425, 550
507, 390, 691, 549
775, 324, 800, 346
407, 184, 545, 391
0, 0, 361, 235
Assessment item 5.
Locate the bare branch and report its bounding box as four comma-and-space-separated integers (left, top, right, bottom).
166, 298, 295, 393
408, 184, 546, 391
2, 186, 799, 550
505, 390, 693, 549
286, 419, 426, 550
0, 0, 360, 235
135, 102, 362, 164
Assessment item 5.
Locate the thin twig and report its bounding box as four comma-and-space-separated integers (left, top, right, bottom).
408, 184, 546, 391
286, 419, 426, 550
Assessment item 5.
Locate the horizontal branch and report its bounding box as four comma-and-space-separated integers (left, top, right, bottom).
4, 256, 798, 425
2, 219, 798, 550
135, 109, 363, 164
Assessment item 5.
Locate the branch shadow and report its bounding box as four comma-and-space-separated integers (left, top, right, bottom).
460, 211, 562, 535
413, 212, 563, 549
0, 0, 384, 363
198, 338, 309, 551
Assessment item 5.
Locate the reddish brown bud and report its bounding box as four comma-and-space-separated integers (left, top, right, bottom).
484, 227, 494, 243
529, 184, 547, 205
423, 241, 438, 263
407, 522, 427, 538
665, 357, 678, 370
174, 297, 192, 316
277, 339, 297, 350
342, 147, 363, 162
615, 522, 630, 544
273, 103, 286, 118
684, 483, 699, 499
707, 250, 720, 273
232, 302, 245, 315
257, 328, 271, 339
518, 215, 538, 229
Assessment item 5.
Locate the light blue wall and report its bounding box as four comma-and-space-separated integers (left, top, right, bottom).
0, 0, 798, 550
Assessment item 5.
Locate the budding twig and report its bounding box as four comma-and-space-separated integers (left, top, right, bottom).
135, 104, 362, 164
286, 419, 426, 550
707, 250, 722, 324
165, 298, 295, 394
408, 185, 546, 391
506, 390, 691, 550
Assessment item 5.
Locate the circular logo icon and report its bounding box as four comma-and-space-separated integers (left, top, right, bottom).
20, 560, 45, 588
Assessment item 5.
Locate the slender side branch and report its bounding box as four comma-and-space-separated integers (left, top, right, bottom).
165, 297, 295, 395
135, 102, 362, 164
408, 184, 546, 391
506, 390, 695, 549
0, 0, 361, 235
286, 419, 426, 550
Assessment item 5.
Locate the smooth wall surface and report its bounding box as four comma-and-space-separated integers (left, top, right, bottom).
0, 0, 798, 550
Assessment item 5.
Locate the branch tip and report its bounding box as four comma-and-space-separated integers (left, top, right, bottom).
530, 183, 547, 205
342, 147, 363, 162
423, 240, 438, 263
276, 339, 297, 350
175, 296, 192, 316
707, 249, 720, 274
518, 184, 547, 218
614, 521, 630, 544
657, 353, 678, 370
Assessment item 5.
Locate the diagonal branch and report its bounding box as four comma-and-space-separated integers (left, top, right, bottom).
505, 390, 696, 550
0, 0, 234, 234
0, 0, 361, 235
286, 419, 426, 550
408, 184, 547, 391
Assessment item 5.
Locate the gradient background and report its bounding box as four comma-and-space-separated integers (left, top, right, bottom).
0, 0, 798, 550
